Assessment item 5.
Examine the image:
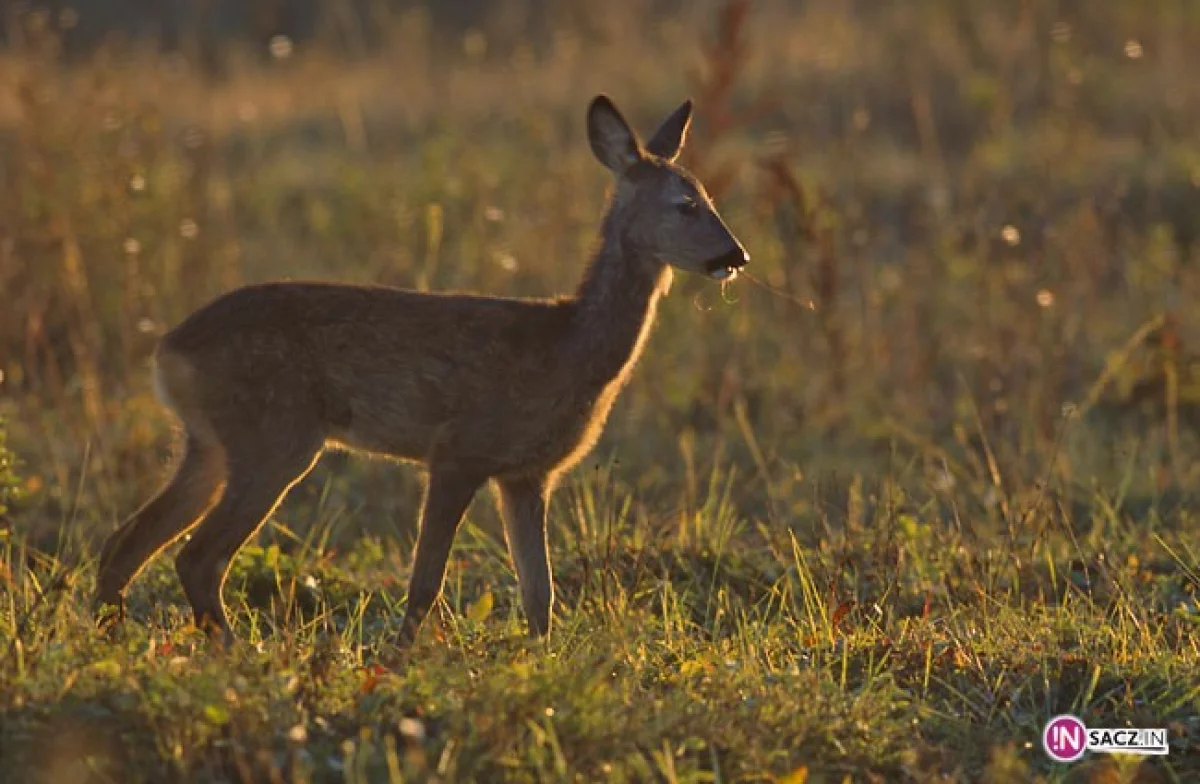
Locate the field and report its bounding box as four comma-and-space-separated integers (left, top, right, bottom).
1, 0, 1199, 781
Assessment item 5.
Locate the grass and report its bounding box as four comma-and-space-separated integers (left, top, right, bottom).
2, 0, 1200, 781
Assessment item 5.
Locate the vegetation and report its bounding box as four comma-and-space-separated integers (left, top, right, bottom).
1, 0, 1198, 780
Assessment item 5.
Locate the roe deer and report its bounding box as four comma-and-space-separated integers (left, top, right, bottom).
93, 94, 749, 648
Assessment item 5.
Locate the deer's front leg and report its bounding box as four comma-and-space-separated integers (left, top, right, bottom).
496, 475, 553, 638
398, 467, 485, 647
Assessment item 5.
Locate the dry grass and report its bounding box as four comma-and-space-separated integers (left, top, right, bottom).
1, 1, 1199, 781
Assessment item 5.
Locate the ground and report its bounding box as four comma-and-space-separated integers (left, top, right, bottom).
1, 1, 1198, 781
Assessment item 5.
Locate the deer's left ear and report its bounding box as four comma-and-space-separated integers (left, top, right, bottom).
644, 99, 693, 162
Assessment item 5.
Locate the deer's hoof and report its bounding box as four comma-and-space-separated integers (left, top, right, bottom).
93, 598, 126, 632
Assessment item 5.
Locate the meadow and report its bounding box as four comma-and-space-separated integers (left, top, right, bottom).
1, 0, 1198, 781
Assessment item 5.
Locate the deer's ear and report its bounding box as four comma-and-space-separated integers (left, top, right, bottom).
644, 99, 693, 162
587, 95, 643, 172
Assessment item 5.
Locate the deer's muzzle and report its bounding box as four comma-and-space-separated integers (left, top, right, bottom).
705, 248, 750, 280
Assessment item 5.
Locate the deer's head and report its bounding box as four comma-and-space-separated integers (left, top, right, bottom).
587, 95, 750, 281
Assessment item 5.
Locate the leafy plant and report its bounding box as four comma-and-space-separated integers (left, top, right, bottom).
0, 417, 21, 524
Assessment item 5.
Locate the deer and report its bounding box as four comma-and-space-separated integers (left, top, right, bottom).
92, 94, 750, 650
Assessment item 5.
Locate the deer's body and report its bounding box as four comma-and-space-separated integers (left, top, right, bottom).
94, 95, 748, 648
160, 216, 670, 480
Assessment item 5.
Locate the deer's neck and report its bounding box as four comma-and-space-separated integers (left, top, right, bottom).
568, 207, 672, 391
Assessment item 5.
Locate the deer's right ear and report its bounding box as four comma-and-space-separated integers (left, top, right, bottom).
587, 95, 643, 173
644, 99, 693, 161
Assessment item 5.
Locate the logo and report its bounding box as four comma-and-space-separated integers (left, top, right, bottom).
1043, 714, 1169, 762
1044, 715, 1088, 762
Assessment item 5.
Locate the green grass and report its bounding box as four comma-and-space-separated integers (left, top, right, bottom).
2, 0, 1200, 781
1, 466, 1198, 782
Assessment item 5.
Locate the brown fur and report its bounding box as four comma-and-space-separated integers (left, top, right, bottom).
93, 94, 749, 647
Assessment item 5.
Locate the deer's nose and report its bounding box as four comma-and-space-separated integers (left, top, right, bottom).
705, 248, 750, 278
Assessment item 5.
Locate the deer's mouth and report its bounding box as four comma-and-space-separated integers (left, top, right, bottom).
705, 248, 749, 280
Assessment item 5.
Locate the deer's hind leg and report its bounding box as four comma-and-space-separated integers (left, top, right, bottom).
94, 431, 224, 624
173, 428, 323, 645
496, 475, 553, 638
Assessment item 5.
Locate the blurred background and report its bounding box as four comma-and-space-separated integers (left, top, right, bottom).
3, 0, 1200, 549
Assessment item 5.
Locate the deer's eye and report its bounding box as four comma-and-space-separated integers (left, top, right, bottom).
677, 199, 699, 216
